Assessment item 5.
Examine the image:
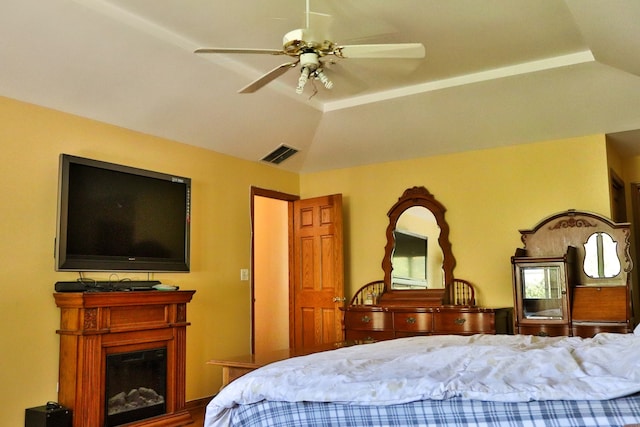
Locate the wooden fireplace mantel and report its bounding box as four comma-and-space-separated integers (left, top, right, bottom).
54, 290, 195, 427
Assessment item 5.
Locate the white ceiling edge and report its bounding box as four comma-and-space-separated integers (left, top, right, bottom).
322, 50, 596, 112
71, 0, 194, 49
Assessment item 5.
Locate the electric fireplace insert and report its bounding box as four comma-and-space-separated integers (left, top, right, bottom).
105, 347, 167, 426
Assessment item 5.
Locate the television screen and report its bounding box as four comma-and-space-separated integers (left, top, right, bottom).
55, 154, 191, 272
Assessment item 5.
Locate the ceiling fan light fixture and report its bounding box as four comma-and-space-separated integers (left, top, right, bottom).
315, 69, 333, 89
193, 1, 425, 94
296, 52, 322, 94
296, 67, 311, 94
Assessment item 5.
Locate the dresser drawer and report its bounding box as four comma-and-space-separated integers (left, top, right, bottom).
393, 312, 433, 333
343, 310, 392, 331
434, 311, 495, 334
345, 330, 395, 342
572, 322, 629, 338
572, 286, 627, 322
517, 324, 569, 337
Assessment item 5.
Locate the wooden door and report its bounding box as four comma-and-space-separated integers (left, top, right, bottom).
291, 194, 345, 348
610, 169, 627, 222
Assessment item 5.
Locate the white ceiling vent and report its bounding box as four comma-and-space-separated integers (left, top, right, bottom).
261, 145, 299, 165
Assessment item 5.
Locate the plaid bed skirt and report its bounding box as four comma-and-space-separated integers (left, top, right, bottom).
226, 395, 640, 427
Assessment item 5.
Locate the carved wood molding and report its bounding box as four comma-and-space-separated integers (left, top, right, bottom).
177, 303, 187, 323
517, 209, 633, 284
623, 228, 633, 273
548, 217, 598, 230
84, 308, 98, 330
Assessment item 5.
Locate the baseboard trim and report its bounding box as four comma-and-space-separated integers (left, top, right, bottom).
185, 395, 214, 424
186, 395, 213, 410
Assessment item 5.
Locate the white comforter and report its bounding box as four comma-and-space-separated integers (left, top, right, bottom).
205, 332, 640, 426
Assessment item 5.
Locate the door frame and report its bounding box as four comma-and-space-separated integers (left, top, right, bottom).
250, 187, 299, 353
610, 168, 627, 222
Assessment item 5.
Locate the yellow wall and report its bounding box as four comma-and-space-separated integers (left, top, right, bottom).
621, 153, 640, 185
300, 135, 611, 308
0, 96, 299, 425
0, 93, 619, 425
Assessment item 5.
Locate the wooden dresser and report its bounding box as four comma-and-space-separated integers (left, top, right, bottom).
511, 210, 633, 338
343, 305, 496, 341
342, 186, 508, 342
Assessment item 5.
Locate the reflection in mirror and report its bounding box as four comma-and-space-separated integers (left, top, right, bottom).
583, 232, 621, 278
521, 266, 563, 320
392, 230, 427, 288
392, 206, 444, 289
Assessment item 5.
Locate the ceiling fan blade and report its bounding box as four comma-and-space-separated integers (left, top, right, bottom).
195, 47, 285, 55
238, 61, 299, 93
337, 43, 425, 59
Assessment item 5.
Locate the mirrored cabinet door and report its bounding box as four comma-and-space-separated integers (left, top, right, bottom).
517, 264, 566, 321
512, 247, 576, 337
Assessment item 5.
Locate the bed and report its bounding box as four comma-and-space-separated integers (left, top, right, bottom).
205, 331, 640, 427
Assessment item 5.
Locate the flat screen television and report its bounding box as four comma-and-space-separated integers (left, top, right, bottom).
55, 154, 191, 272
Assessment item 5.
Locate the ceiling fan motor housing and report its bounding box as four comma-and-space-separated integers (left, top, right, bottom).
300, 52, 320, 71
283, 29, 306, 45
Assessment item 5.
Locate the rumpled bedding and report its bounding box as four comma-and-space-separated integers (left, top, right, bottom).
205, 332, 640, 426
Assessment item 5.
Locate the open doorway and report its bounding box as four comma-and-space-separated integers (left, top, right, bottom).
251, 188, 298, 353
251, 187, 345, 353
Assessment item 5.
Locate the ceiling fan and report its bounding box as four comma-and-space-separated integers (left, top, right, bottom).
194, 2, 425, 95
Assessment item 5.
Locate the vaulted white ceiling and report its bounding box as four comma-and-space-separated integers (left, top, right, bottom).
2, 0, 640, 172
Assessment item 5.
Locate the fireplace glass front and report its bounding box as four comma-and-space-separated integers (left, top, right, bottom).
105, 347, 167, 426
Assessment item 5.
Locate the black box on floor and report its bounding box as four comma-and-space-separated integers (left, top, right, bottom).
25, 404, 72, 427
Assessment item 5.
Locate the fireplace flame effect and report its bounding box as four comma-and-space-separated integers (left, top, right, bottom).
108, 387, 165, 415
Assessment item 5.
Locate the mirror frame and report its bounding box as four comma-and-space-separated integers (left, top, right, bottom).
518, 209, 633, 286
381, 186, 456, 303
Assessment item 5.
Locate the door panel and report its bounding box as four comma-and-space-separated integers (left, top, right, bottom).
292, 194, 344, 348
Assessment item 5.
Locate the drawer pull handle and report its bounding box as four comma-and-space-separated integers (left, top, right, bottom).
454, 318, 466, 325
536, 331, 549, 337
406, 317, 417, 324
361, 315, 371, 323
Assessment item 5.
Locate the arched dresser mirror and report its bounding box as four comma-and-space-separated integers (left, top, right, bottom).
379, 186, 456, 305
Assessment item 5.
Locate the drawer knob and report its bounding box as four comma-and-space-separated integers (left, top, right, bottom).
454, 318, 466, 325
406, 317, 417, 324
361, 315, 371, 323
